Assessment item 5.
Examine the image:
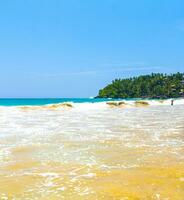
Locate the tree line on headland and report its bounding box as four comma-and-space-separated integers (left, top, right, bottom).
97, 72, 184, 99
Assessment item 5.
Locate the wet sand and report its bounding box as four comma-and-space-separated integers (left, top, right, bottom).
0, 103, 184, 199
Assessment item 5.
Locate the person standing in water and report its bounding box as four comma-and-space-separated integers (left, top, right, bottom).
171, 99, 174, 106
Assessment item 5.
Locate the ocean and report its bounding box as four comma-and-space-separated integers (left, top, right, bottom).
0, 98, 120, 106
0, 98, 184, 199
0, 98, 106, 106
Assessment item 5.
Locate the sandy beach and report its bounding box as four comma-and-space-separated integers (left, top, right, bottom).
0, 99, 183, 199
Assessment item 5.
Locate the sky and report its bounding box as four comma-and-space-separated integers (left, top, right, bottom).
0, 0, 184, 98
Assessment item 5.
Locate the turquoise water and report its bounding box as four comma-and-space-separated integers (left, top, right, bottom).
0, 98, 123, 106
0, 98, 176, 106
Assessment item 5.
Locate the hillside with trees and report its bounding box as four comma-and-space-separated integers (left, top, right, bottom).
97, 73, 184, 99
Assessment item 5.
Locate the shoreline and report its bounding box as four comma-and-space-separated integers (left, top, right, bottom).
0, 98, 183, 199
0, 98, 183, 110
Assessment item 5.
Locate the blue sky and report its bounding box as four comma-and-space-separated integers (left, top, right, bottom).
0, 0, 184, 97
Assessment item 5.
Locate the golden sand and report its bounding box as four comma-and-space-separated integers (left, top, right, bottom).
0, 140, 184, 200
0, 104, 183, 199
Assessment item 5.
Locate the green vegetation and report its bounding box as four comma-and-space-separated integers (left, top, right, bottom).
97, 73, 184, 99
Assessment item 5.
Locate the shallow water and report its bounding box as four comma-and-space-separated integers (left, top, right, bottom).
0, 103, 184, 199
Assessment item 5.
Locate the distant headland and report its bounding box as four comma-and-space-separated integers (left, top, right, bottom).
97, 72, 184, 99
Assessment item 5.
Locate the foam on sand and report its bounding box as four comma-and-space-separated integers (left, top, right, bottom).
0, 98, 184, 199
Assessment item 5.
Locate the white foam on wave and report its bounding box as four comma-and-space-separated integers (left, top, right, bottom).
75, 98, 184, 108
0, 98, 183, 111
73, 102, 108, 110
